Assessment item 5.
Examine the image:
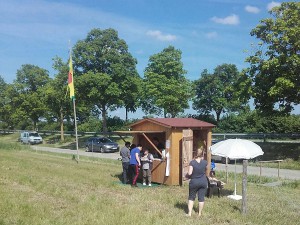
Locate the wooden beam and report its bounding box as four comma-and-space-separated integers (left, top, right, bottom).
142, 133, 162, 157
116, 133, 127, 144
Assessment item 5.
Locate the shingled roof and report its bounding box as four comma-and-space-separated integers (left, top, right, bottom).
131, 118, 215, 129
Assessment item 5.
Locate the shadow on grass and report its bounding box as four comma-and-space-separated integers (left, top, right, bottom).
174, 201, 188, 214
219, 188, 234, 197
111, 172, 123, 183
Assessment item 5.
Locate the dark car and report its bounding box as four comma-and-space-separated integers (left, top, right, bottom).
85, 137, 119, 153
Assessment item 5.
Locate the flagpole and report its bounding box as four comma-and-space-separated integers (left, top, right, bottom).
73, 98, 79, 162
69, 40, 79, 162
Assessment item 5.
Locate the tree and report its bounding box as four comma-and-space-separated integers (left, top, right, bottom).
43, 57, 73, 141
14, 64, 50, 130
142, 46, 190, 117
119, 75, 142, 121
76, 71, 121, 132
193, 64, 250, 121
0, 76, 10, 128
73, 28, 139, 132
246, 2, 300, 114
0, 80, 28, 129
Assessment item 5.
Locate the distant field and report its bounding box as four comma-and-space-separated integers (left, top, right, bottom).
0, 144, 299, 225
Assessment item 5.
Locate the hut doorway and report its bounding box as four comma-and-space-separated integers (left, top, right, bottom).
181, 129, 193, 184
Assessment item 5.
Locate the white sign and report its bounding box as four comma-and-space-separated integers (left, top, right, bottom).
165, 140, 170, 149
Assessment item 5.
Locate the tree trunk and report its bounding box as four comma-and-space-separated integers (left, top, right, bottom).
102, 106, 108, 134
33, 120, 37, 131
216, 111, 221, 122
125, 107, 128, 122
60, 107, 64, 142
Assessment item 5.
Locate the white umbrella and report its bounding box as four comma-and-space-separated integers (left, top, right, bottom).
210, 139, 264, 200
210, 139, 264, 159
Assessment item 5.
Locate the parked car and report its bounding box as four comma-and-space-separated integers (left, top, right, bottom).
85, 137, 119, 153
20, 131, 43, 145
211, 139, 231, 164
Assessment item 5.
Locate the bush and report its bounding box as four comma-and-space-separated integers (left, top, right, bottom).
213, 111, 300, 133
77, 117, 102, 132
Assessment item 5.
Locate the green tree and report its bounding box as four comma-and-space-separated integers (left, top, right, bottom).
0, 81, 27, 129
43, 57, 73, 141
142, 46, 190, 117
120, 75, 142, 121
76, 71, 121, 132
193, 64, 250, 121
216, 110, 300, 133
246, 2, 300, 114
73, 28, 139, 132
14, 64, 50, 130
0, 76, 10, 128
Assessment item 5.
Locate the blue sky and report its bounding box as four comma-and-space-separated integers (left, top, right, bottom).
1, 0, 298, 117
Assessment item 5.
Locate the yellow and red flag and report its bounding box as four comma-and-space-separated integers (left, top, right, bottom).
68, 55, 75, 100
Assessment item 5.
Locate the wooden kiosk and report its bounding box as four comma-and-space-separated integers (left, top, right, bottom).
127, 118, 215, 186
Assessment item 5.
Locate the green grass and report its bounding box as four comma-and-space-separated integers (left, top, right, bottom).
249, 158, 300, 170
0, 145, 299, 225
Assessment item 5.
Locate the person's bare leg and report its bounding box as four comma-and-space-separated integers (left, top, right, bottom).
187, 200, 194, 216
198, 202, 204, 216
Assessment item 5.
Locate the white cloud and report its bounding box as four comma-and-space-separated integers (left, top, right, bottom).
267, 1, 281, 11
146, 30, 177, 41
205, 31, 218, 39
211, 14, 240, 25
0, 0, 148, 43
245, 5, 260, 14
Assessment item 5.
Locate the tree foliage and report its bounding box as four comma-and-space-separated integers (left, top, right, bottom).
13, 64, 50, 130
0, 76, 10, 128
193, 64, 250, 121
43, 57, 73, 140
73, 28, 139, 132
215, 110, 300, 133
246, 2, 300, 114
142, 46, 190, 117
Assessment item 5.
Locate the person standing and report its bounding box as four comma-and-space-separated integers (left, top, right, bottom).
186, 147, 209, 217
120, 142, 131, 184
153, 137, 164, 158
129, 144, 142, 187
141, 149, 154, 186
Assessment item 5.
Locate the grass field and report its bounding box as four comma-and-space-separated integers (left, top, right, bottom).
0, 143, 299, 225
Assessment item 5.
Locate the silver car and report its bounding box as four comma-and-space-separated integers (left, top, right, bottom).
20, 132, 43, 145
85, 137, 119, 153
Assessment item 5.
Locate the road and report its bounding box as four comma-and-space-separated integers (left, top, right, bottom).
32, 146, 300, 180
31, 146, 120, 160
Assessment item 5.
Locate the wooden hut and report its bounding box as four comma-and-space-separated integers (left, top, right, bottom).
127, 118, 215, 186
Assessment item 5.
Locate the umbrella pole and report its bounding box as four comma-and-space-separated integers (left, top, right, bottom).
234, 159, 237, 196
226, 158, 228, 183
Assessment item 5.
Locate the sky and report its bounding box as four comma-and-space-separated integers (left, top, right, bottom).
0, 0, 298, 118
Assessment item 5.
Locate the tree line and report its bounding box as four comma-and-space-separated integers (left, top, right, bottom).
0, 2, 299, 136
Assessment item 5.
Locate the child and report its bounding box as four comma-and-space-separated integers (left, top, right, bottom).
208, 170, 225, 188
140, 149, 154, 186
